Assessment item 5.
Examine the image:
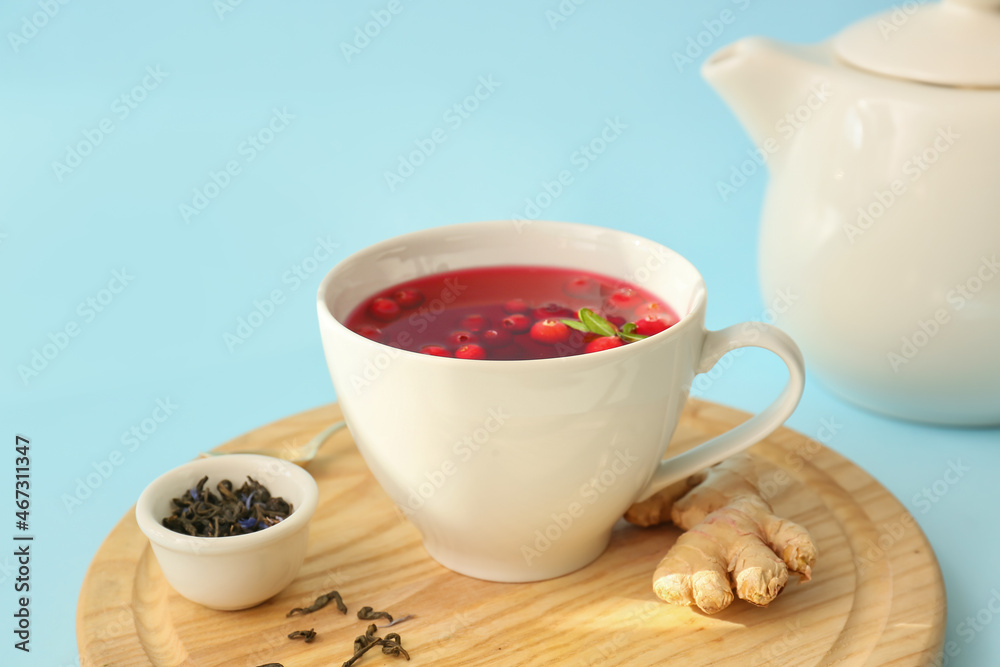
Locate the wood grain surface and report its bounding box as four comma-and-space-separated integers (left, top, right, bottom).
77, 399, 946, 666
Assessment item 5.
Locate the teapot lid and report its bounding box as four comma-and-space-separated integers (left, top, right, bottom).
833, 0, 1000, 88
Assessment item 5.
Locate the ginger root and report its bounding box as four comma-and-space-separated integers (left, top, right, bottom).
625, 453, 817, 614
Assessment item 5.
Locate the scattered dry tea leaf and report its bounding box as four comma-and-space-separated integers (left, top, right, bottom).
288, 629, 317, 643
343, 624, 410, 665
357, 606, 393, 623
287, 590, 347, 617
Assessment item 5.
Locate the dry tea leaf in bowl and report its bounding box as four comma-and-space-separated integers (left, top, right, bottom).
162, 475, 293, 537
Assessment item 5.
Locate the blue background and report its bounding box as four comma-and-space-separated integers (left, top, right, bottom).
3, 1, 997, 664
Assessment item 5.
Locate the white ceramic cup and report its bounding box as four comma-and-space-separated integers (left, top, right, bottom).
317, 221, 804, 582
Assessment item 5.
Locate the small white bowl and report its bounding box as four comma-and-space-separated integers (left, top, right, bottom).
135, 454, 318, 610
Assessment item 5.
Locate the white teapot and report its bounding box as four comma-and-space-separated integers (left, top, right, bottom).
703, 0, 1000, 425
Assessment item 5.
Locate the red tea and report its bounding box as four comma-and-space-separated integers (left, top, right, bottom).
344, 266, 680, 360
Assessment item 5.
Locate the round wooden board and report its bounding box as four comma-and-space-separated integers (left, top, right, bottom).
77, 399, 945, 667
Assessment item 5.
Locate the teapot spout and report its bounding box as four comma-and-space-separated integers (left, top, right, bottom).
702, 37, 829, 150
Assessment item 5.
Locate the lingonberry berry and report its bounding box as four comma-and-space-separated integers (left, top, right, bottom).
393, 289, 424, 309
501, 314, 532, 334
481, 328, 512, 347
606, 288, 642, 311
503, 298, 529, 314
563, 276, 597, 299
459, 314, 489, 332
455, 344, 487, 360
446, 330, 479, 346
532, 303, 574, 320
529, 319, 571, 345
355, 326, 383, 341
635, 316, 671, 337
584, 336, 624, 354
635, 301, 669, 320
368, 297, 400, 321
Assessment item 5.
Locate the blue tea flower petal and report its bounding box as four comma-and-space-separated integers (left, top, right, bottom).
189, 487, 199, 501
238, 517, 258, 530
244, 491, 255, 509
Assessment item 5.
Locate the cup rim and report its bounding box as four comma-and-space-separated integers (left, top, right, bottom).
135, 454, 319, 556
316, 220, 707, 364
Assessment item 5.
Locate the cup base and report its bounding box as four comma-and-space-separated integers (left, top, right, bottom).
421, 531, 613, 583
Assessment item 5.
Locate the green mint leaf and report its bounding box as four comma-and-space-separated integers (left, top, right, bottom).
561, 318, 589, 332
619, 330, 649, 343
621, 322, 637, 335
579, 308, 617, 337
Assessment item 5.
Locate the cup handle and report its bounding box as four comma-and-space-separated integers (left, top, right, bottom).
635, 323, 806, 502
